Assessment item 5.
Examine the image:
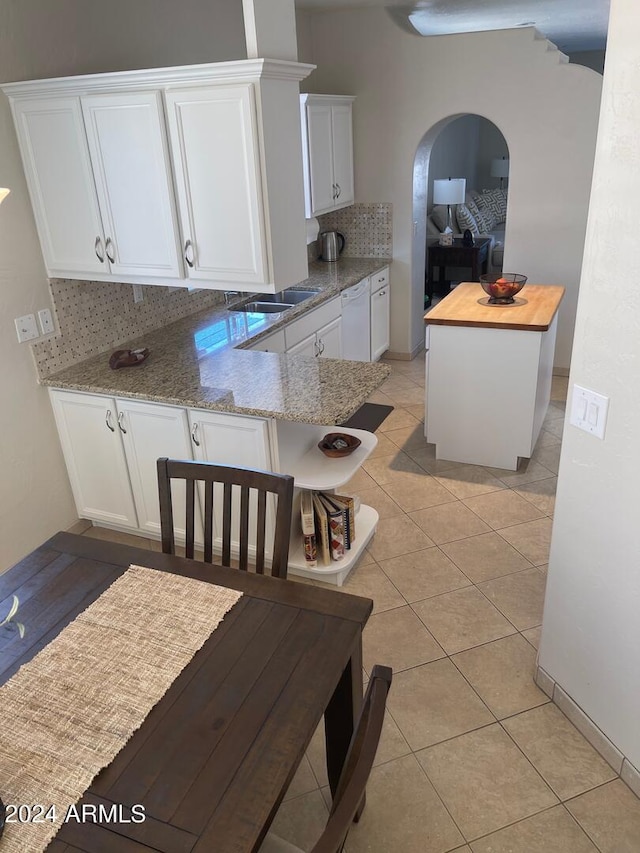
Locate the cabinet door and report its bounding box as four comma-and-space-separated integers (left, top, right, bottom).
305, 103, 335, 215
331, 104, 354, 208
370, 283, 390, 361
317, 316, 343, 359
49, 390, 138, 529
188, 410, 273, 558
287, 332, 318, 357
116, 399, 196, 539
165, 84, 267, 285
81, 92, 182, 279
11, 97, 107, 277
248, 329, 286, 352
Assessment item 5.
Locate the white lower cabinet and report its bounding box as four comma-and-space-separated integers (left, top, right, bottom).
247, 329, 286, 353
50, 390, 139, 530
116, 398, 195, 539
370, 267, 390, 362
285, 297, 342, 358
50, 387, 379, 584
187, 409, 274, 559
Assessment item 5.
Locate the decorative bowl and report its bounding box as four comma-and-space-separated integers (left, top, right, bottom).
318, 433, 362, 458
479, 273, 528, 304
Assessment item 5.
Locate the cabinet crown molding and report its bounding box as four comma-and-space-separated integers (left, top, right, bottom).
2, 58, 316, 98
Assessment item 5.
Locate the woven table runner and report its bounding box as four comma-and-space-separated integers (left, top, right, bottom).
0, 564, 243, 852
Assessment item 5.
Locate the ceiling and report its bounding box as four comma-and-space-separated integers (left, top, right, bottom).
294, 0, 610, 53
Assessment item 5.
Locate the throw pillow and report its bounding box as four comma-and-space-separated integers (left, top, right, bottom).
455, 203, 480, 236
465, 194, 492, 233
470, 191, 498, 229
481, 188, 508, 222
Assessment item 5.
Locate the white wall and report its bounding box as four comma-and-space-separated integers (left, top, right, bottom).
539, 0, 640, 769
0, 0, 246, 571
303, 11, 602, 367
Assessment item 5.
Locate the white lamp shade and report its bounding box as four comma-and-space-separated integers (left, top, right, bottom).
490, 158, 510, 178
0, 188, 10, 205
433, 178, 466, 205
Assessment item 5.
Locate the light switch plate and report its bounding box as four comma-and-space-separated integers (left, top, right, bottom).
14, 313, 40, 343
570, 383, 609, 440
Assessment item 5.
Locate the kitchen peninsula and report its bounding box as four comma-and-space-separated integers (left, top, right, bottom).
424, 282, 565, 470
41, 258, 391, 585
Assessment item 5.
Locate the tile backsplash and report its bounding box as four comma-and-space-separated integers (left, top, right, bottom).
32, 279, 224, 379
308, 203, 392, 261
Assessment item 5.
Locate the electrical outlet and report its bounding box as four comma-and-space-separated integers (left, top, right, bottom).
37, 308, 55, 335
132, 284, 144, 303
15, 314, 40, 343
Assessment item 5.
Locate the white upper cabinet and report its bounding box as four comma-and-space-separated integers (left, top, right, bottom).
3, 60, 313, 291
11, 97, 107, 277
81, 91, 182, 278
164, 84, 266, 286
300, 94, 355, 217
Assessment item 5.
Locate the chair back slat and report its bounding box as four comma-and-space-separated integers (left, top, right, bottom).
239, 485, 250, 571
255, 490, 267, 575
157, 458, 294, 578
157, 458, 175, 555
185, 479, 195, 559
222, 482, 233, 567
204, 480, 214, 563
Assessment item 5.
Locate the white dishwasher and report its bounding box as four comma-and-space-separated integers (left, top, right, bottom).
340, 277, 371, 361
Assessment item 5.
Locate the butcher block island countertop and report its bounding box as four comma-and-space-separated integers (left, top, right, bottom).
424, 282, 565, 331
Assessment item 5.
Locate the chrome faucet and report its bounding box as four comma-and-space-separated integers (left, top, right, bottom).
224, 290, 242, 305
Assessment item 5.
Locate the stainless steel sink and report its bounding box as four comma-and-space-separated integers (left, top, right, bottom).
229, 289, 321, 314
279, 289, 321, 304
230, 301, 293, 313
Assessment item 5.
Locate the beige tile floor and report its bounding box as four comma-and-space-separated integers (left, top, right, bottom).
81, 357, 640, 852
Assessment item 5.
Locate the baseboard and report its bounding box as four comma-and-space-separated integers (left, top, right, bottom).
534, 664, 640, 796
385, 342, 425, 362
66, 518, 93, 535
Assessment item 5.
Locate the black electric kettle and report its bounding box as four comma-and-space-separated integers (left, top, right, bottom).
319, 230, 345, 262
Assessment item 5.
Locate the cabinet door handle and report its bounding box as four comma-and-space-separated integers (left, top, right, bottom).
331, 183, 337, 200
335, 183, 341, 198
313, 339, 320, 357
378, 289, 387, 296
105, 237, 116, 264
184, 240, 195, 268
105, 409, 115, 432
191, 422, 200, 446
95, 237, 105, 263
117, 411, 127, 434
318, 338, 325, 355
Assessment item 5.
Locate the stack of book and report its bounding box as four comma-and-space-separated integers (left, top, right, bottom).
300, 490, 359, 567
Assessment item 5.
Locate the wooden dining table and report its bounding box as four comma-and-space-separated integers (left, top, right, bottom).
0, 531, 373, 853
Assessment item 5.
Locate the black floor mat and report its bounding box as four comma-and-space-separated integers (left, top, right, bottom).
340, 403, 394, 433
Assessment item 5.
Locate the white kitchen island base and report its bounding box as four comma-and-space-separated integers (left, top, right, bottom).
424, 284, 564, 471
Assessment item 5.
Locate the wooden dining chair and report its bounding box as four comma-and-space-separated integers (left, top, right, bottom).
157, 457, 294, 578
260, 664, 393, 853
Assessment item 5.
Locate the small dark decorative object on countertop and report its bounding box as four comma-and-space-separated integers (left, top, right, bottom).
462, 229, 475, 247
318, 432, 362, 458
109, 348, 150, 370
0, 798, 5, 839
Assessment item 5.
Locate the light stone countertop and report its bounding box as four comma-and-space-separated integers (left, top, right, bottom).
41, 259, 392, 425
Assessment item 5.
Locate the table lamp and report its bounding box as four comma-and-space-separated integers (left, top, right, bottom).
433, 178, 466, 246
490, 157, 509, 189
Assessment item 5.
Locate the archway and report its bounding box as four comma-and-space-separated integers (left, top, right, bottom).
412, 114, 509, 313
